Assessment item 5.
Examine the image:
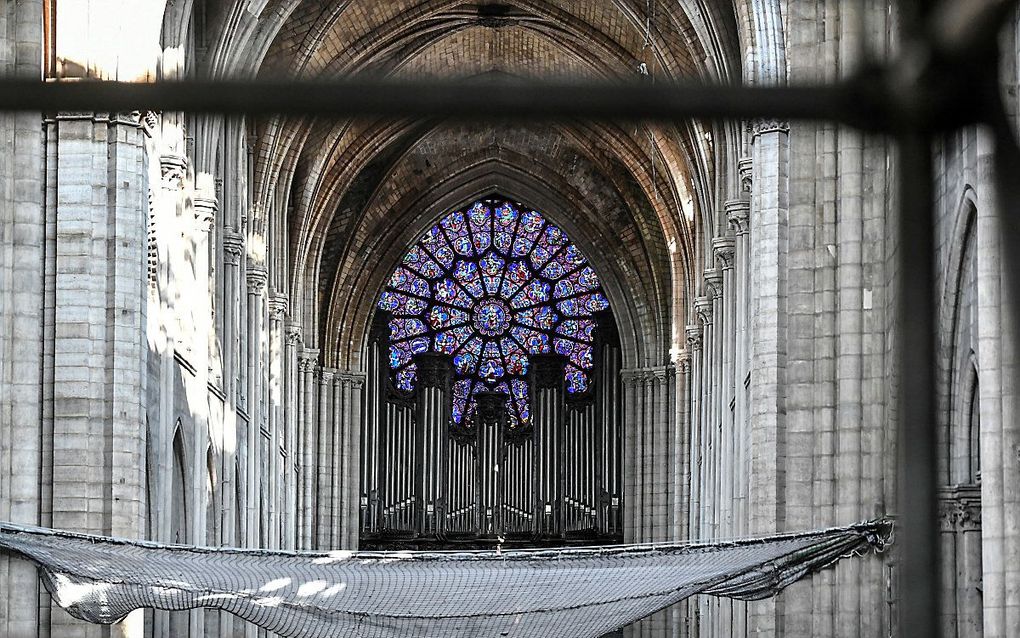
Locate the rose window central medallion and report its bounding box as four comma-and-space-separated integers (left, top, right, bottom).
473, 299, 511, 336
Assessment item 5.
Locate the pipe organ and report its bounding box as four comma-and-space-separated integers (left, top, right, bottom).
361, 313, 623, 548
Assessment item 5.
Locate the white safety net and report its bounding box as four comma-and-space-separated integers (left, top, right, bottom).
0, 520, 890, 638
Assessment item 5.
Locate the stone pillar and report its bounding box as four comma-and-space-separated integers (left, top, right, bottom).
221, 231, 244, 551
245, 267, 267, 547
0, 4, 45, 634
298, 349, 319, 549
726, 192, 751, 638
317, 367, 336, 549
747, 117, 790, 638
283, 323, 302, 549
341, 372, 366, 549
267, 293, 288, 550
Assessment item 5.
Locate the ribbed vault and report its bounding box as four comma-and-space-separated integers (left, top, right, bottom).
187, 0, 749, 374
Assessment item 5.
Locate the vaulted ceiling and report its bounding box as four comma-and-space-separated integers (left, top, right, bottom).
189, 0, 751, 369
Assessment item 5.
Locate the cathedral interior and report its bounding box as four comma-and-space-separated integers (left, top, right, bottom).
0, 0, 1019, 636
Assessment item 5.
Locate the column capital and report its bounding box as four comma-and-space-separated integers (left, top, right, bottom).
268, 293, 289, 320
298, 348, 320, 371
193, 193, 218, 233
223, 231, 245, 265
285, 322, 303, 346
725, 199, 750, 235
676, 353, 692, 375
247, 266, 268, 293
159, 152, 188, 189
937, 485, 982, 532
694, 296, 714, 325
737, 156, 753, 193
712, 236, 736, 269
685, 324, 703, 351
750, 118, 790, 139
703, 269, 723, 299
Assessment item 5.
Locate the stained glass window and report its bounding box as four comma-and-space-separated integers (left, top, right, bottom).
378, 198, 609, 428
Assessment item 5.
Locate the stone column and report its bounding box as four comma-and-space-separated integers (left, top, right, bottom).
342, 373, 366, 549
221, 230, 244, 550
317, 367, 336, 548
726, 192, 751, 638
747, 117, 790, 638
298, 349, 319, 549
283, 323, 302, 549
245, 266, 267, 547
267, 293, 288, 550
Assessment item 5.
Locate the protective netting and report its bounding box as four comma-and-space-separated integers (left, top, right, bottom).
0, 520, 890, 638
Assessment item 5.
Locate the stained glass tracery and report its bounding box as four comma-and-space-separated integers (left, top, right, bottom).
378, 198, 609, 428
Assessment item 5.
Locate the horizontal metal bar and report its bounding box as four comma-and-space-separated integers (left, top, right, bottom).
0, 77, 882, 127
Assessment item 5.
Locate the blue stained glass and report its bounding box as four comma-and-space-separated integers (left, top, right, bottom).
435, 325, 473, 354
515, 306, 558, 331
454, 351, 478, 375
565, 365, 589, 393
500, 261, 531, 298
389, 342, 413, 367
389, 267, 430, 298
378, 198, 608, 427
493, 203, 518, 252
434, 278, 473, 308
428, 305, 470, 330
554, 338, 594, 369
510, 279, 550, 308
557, 319, 596, 342
479, 359, 505, 382
479, 253, 505, 295
511, 325, 551, 354
379, 291, 428, 315
554, 266, 599, 299
512, 211, 544, 257
453, 260, 485, 298
396, 365, 417, 392
388, 318, 428, 341
441, 211, 472, 256
557, 292, 609, 316
530, 224, 567, 270
468, 203, 492, 253
421, 226, 455, 267
403, 246, 443, 279
483, 340, 502, 359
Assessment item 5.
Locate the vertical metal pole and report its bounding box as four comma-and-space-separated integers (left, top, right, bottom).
896, 129, 940, 637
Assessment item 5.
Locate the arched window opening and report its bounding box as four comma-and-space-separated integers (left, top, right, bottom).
378, 198, 609, 428
362, 197, 623, 549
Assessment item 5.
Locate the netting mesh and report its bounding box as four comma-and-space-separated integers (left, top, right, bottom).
0, 520, 890, 638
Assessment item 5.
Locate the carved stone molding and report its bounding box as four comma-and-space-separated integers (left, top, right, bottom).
159, 153, 188, 189
694, 296, 714, 325
298, 348, 320, 372
712, 237, 736, 269
725, 199, 750, 236
751, 118, 790, 139
677, 353, 691, 375
285, 323, 303, 347
685, 324, 703, 351
737, 157, 753, 193
193, 193, 218, 233
246, 266, 268, 294
703, 270, 723, 299
268, 293, 289, 320
937, 485, 982, 532
222, 231, 245, 266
